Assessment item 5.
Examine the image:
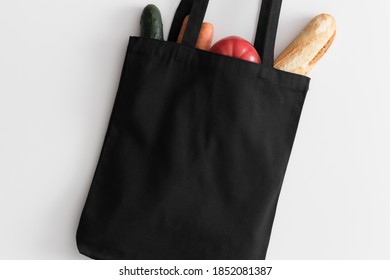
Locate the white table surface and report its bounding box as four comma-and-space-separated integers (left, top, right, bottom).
1, 0, 389, 259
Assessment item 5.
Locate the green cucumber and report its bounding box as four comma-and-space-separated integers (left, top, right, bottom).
140, 4, 164, 40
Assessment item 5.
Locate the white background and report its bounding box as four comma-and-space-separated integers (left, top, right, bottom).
0, 0, 389, 260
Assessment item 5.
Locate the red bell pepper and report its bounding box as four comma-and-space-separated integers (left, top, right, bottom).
209, 36, 261, 64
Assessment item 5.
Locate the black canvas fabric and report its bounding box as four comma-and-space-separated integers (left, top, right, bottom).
76, 0, 310, 260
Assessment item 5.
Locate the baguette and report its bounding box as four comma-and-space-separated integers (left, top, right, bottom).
275, 14, 336, 76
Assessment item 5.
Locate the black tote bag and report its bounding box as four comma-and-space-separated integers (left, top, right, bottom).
76, 0, 310, 260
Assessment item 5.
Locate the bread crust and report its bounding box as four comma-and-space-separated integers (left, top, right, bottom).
274, 14, 336, 76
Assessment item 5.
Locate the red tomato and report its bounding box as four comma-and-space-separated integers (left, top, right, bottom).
209, 36, 261, 64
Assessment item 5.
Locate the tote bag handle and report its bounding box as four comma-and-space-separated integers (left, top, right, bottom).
168, 0, 283, 66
